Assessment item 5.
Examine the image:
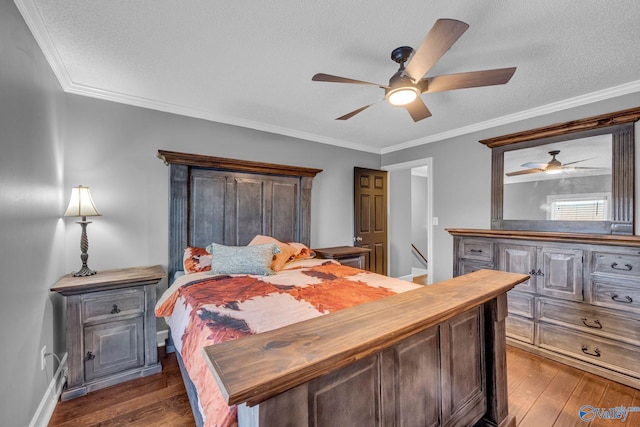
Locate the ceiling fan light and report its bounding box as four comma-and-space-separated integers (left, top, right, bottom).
545, 167, 562, 175
387, 88, 418, 106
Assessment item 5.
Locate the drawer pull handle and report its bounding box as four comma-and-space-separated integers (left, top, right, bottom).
469, 249, 483, 253
84, 351, 95, 361
611, 262, 632, 271
581, 346, 601, 357
581, 318, 602, 329
611, 294, 633, 304
111, 304, 121, 314
536, 268, 544, 276
528, 269, 537, 276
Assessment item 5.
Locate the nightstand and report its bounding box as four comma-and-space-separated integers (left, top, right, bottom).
314, 246, 372, 270
51, 265, 165, 401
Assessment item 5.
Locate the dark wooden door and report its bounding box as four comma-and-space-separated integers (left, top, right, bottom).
354, 167, 388, 275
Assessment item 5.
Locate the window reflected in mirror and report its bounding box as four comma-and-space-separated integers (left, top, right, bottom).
503, 134, 612, 221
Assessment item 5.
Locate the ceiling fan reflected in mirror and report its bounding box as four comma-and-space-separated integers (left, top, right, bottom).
505, 150, 605, 177
311, 18, 517, 122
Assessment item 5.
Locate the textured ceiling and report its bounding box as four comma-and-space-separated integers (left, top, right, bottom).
17, 0, 640, 153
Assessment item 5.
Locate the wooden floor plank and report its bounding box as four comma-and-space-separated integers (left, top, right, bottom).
590, 381, 636, 427
49, 348, 195, 427
516, 365, 582, 427
551, 373, 608, 427
507, 348, 561, 423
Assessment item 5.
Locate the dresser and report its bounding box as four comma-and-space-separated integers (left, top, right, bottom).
449, 229, 640, 389
314, 246, 372, 269
51, 265, 165, 400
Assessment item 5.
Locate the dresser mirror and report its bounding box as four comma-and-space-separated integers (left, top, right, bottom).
480, 107, 640, 235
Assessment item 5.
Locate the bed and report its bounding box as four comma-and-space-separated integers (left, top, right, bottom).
156, 150, 527, 427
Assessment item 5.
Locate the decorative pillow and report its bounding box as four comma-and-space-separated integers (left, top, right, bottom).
287, 242, 316, 260
206, 242, 280, 276
248, 235, 298, 271
183, 246, 212, 274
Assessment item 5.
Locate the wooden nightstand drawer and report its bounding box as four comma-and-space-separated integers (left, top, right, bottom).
314, 246, 371, 271
82, 288, 145, 323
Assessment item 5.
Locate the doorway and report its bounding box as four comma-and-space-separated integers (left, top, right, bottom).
383, 157, 433, 284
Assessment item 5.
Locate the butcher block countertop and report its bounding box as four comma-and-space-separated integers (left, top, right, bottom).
202, 269, 528, 406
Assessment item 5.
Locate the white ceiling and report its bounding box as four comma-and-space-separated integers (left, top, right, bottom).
16, 0, 640, 153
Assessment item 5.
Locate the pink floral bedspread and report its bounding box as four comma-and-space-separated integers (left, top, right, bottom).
155, 259, 420, 427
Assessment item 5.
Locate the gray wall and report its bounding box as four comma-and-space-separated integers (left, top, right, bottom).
62, 94, 380, 277
383, 93, 640, 283
411, 175, 429, 270
388, 168, 412, 277
0, 1, 66, 426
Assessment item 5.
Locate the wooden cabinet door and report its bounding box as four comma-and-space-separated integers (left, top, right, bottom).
84, 317, 144, 381
536, 247, 583, 301
498, 244, 536, 293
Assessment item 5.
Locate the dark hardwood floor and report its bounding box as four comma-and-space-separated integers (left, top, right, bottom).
49, 346, 640, 426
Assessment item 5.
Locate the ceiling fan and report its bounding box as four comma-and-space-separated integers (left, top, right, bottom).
505, 150, 602, 177
311, 18, 516, 122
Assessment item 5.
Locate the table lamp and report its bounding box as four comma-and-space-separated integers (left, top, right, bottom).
64, 185, 101, 276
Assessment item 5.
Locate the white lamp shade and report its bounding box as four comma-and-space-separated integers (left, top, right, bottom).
64, 185, 101, 217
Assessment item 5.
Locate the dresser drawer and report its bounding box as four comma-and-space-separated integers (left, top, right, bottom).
458, 260, 494, 275
459, 239, 494, 262
82, 288, 145, 323
506, 315, 534, 344
538, 323, 640, 379
537, 297, 640, 345
593, 252, 640, 279
591, 280, 640, 314
507, 291, 534, 318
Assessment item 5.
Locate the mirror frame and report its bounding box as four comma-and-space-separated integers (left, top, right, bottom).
480, 106, 640, 235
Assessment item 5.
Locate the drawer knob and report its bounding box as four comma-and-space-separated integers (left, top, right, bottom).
611, 262, 632, 271
581, 318, 602, 329
84, 351, 95, 361
611, 294, 633, 304
110, 304, 121, 314
581, 345, 601, 357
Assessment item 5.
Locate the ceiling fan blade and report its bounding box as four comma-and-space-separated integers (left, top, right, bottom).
424, 67, 517, 93
336, 104, 375, 120
521, 162, 549, 169
561, 157, 597, 166
312, 73, 384, 87
563, 166, 610, 171
405, 97, 432, 122
505, 168, 545, 177
404, 19, 469, 82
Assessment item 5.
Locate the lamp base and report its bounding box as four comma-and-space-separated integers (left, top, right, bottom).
72, 266, 97, 277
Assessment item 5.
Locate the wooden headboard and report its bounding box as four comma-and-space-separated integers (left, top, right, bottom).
158, 150, 322, 280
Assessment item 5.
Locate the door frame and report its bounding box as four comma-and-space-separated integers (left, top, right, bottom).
383, 157, 434, 284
